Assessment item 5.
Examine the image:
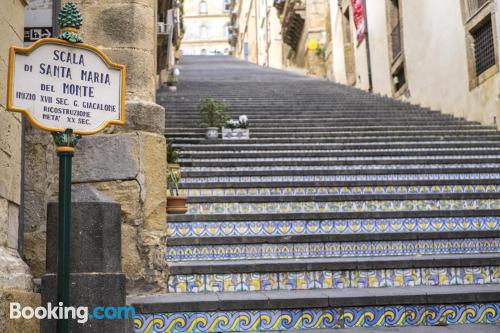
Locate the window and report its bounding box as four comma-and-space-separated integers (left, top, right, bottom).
199, 0, 208, 14
341, 6, 356, 86
386, 0, 407, 96
223, 0, 231, 12
223, 24, 230, 37
472, 17, 495, 76
200, 25, 208, 39
461, 0, 498, 88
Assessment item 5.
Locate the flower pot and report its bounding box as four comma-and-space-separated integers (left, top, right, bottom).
205, 127, 219, 139
167, 195, 187, 214
168, 86, 177, 92
222, 128, 250, 140
168, 163, 181, 181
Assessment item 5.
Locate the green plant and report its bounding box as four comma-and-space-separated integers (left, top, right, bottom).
166, 138, 179, 163
167, 166, 180, 196
316, 47, 326, 60
197, 98, 229, 128
167, 76, 178, 86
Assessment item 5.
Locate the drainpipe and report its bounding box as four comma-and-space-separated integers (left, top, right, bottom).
53, 0, 61, 37
363, 0, 373, 92
254, 0, 259, 64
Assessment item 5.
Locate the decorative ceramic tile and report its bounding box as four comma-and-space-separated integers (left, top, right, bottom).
168, 217, 500, 238
134, 303, 500, 332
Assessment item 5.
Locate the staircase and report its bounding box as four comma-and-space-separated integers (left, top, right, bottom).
131, 56, 500, 332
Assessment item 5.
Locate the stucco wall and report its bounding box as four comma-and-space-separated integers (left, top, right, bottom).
401, 0, 499, 125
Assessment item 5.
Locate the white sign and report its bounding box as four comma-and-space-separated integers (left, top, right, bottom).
7, 38, 126, 134
24, 0, 53, 44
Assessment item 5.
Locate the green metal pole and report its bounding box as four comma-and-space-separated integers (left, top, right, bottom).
53, 129, 79, 333
57, 149, 72, 333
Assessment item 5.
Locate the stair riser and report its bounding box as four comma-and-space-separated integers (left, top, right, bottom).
187, 199, 500, 215
176, 142, 500, 150
166, 237, 499, 261
181, 173, 500, 184
167, 216, 500, 238
167, 266, 500, 293
133, 303, 499, 332
180, 184, 500, 198
181, 163, 500, 173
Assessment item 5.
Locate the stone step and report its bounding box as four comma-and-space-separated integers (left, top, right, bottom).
172, 137, 500, 146
167, 125, 491, 133
186, 192, 500, 203
130, 285, 500, 332
167, 253, 500, 275
181, 164, 500, 174
179, 174, 500, 186
180, 167, 500, 179
168, 120, 470, 127
179, 150, 500, 160
179, 157, 500, 168
185, 197, 500, 215
166, 254, 500, 293
175, 142, 500, 151
168, 130, 499, 139
178, 178, 500, 189
167, 215, 500, 238
306, 325, 500, 333
168, 209, 500, 223
168, 229, 499, 246
166, 236, 499, 262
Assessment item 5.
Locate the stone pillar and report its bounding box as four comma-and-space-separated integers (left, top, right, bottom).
0, 0, 41, 331
42, 185, 129, 332
61, 0, 168, 294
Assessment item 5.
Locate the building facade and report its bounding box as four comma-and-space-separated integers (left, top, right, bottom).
330, 0, 499, 126
229, 0, 283, 68
230, 0, 499, 125
181, 0, 232, 55
230, 0, 333, 76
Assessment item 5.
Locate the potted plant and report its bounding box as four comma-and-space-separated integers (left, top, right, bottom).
197, 98, 229, 139
166, 165, 187, 214
222, 115, 250, 139
167, 138, 181, 180
167, 76, 178, 92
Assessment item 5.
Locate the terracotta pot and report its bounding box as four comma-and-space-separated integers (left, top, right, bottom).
167, 196, 187, 214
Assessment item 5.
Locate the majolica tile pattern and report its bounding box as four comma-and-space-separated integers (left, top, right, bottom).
187, 199, 500, 215
183, 163, 500, 172
168, 217, 500, 238
167, 266, 500, 293
181, 173, 500, 183
180, 154, 500, 162
133, 303, 500, 332
166, 238, 500, 261
182, 147, 500, 154
180, 184, 500, 197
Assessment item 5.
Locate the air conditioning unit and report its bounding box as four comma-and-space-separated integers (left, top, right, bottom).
157, 22, 167, 33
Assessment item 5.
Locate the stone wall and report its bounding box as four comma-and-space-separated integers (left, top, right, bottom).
0, 0, 40, 331
64, 0, 167, 294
